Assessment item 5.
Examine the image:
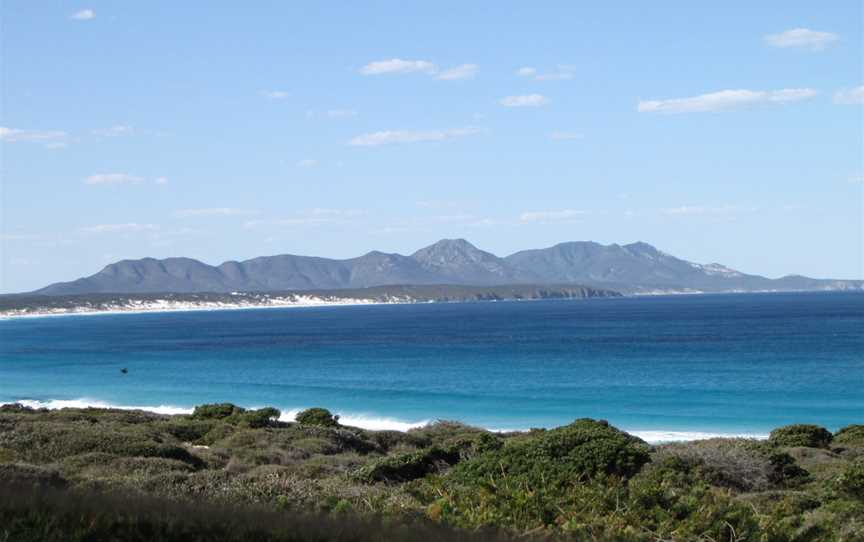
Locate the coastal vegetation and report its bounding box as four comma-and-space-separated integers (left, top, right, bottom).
0, 403, 862, 541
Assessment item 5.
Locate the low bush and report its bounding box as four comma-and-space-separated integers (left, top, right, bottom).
296, 408, 340, 427
355, 447, 460, 483
834, 425, 864, 448
192, 403, 244, 420
835, 458, 864, 500
769, 424, 833, 448
653, 438, 777, 491
449, 418, 650, 488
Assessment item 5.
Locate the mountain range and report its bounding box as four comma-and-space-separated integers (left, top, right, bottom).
33, 239, 862, 295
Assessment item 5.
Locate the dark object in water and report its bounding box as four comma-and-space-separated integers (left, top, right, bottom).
120, 368, 128, 374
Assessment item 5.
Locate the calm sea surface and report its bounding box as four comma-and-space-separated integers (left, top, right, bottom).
1, 292, 862, 440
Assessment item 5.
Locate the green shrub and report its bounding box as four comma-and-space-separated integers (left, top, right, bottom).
449, 418, 650, 488
835, 458, 864, 499
0, 464, 68, 490
158, 419, 217, 442
834, 425, 864, 448
354, 447, 460, 483
238, 407, 281, 428
769, 424, 833, 448
192, 403, 244, 420
295, 408, 339, 427
0, 421, 201, 467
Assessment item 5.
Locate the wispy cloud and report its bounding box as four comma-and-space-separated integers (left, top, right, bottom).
520, 209, 589, 223
834, 85, 864, 105
260, 90, 290, 99
155, 176, 169, 185
326, 109, 357, 119
175, 208, 259, 218
517, 65, 575, 81
84, 173, 143, 185
360, 59, 436, 75
92, 124, 133, 137
360, 59, 477, 80
0, 126, 68, 146
437, 64, 478, 80
348, 127, 483, 147
81, 223, 159, 234
297, 159, 318, 168
661, 205, 758, 216
637, 88, 817, 113
244, 208, 365, 229
549, 131, 584, 140
764, 28, 839, 50
499, 94, 548, 107
70, 9, 95, 20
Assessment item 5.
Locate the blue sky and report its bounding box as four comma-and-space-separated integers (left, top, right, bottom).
1, 1, 862, 293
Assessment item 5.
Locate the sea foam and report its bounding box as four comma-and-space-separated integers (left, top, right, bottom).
3, 399, 430, 432
1, 399, 769, 442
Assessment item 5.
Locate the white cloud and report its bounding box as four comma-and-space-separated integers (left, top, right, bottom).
360, 59, 476, 80
499, 94, 548, 107
517, 65, 575, 81
70, 9, 95, 20
154, 176, 169, 185
244, 209, 365, 230
661, 205, 758, 216
520, 209, 588, 223
261, 90, 290, 99
84, 173, 143, 185
297, 159, 318, 168
637, 88, 817, 113
549, 131, 584, 140
0, 126, 67, 143
326, 109, 358, 119
348, 127, 483, 147
764, 28, 839, 50
437, 64, 478, 80
360, 59, 437, 75
81, 223, 159, 234
175, 208, 258, 218
834, 85, 864, 105
92, 124, 133, 137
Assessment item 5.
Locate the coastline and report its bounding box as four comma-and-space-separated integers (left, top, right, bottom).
1, 398, 769, 443
0, 295, 401, 320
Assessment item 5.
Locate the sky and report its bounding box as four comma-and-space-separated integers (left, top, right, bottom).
1, 1, 862, 293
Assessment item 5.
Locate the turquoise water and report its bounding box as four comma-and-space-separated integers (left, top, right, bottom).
1, 292, 862, 440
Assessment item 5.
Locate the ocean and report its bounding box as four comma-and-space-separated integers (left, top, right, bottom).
1, 292, 861, 442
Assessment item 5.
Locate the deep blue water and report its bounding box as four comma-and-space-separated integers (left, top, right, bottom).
1, 292, 862, 439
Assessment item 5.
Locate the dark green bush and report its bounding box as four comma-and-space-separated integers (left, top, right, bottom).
836, 458, 864, 499
834, 425, 864, 447
769, 424, 833, 448
0, 464, 68, 490
355, 447, 460, 483
238, 407, 281, 428
295, 408, 340, 427
449, 418, 650, 488
192, 403, 244, 420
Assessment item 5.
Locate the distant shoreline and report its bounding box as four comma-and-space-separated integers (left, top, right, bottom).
0, 284, 622, 320
0, 296, 393, 320
1, 288, 859, 320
